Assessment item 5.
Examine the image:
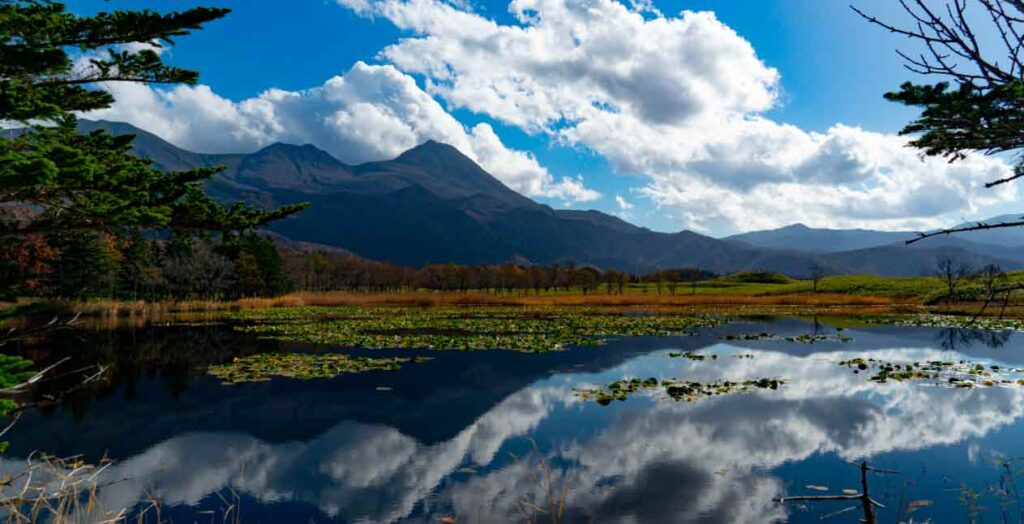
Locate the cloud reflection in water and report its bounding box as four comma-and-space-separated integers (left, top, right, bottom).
11, 341, 1024, 523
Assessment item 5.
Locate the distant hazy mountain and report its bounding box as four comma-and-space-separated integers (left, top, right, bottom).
946, 215, 1024, 247
73, 120, 1024, 276
725, 220, 1024, 259
725, 224, 912, 253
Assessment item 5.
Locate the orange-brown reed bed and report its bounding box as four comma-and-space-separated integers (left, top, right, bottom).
22, 290, 1024, 323
54, 291, 913, 320
291, 290, 901, 308
290, 291, 932, 318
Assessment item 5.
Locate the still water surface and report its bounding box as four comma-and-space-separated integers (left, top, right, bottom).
11, 317, 1024, 523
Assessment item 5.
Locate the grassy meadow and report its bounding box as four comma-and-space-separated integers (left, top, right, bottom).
10, 269, 1022, 328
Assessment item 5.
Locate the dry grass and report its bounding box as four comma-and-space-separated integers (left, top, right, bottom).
50, 297, 305, 328
0, 453, 246, 524
67, 295, 304, 317
509, 440, 569, 524
0, 454, 141, 524
280, 291, 932, 317
54, 291, 903, 320
30, 289, 1024, 322
289, 290, 901, 308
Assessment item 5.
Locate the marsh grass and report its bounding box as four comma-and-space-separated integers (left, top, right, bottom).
288, 290, 898, 307
0, 453, 134, 523
48, 278, 908, 319
0, 453, 253, 524
13, 270, 1024, 326
510, 441, 570, 524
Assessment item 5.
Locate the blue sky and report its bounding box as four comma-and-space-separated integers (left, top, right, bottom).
75, 0, 1021, 235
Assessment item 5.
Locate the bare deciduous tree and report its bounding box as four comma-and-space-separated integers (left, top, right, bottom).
162, 241, 234, 300
855, 1, 1024, 242
934, 255, 973, 298
975, 263, 1008, 297
808, 262, 827, 293
854, 0, 1024, 87
665, 270, 680, 296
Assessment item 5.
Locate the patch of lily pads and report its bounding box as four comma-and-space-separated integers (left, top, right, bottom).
575, 376, 785, 405
668, 351, 718, 361
839, 357, 1024, 387
208, 353, 431, 385
864, 315, 1024, 331
225, 307, 724, 352
719, 332, 853, 344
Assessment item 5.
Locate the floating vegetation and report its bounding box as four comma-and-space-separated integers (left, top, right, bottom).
575, 376, 785, 405
668, 351, 718, 361
865, 315, 1024, 331
0, 354, 34, 416
720, 332, 853, 344
226, 307, 723, 352
720, 332, 777, 341
208, 353, 413, 385
838, 357, 1024, 386
784, 333, 853, 344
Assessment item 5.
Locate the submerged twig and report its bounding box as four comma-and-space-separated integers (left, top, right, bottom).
776, 461, 895, 524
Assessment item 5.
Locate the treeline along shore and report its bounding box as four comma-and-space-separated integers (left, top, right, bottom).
6, 232, 1024, 320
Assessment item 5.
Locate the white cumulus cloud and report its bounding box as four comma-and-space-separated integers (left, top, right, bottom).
86, 61, 600, 203
336, 0, 1018, 233
468, 123, 600, 202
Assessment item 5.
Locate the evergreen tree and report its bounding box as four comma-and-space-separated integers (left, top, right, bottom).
164, 230, 196, 260
49, 232, 118, 299
0, 1, 308, 297
220, 233, 288, 297
857, 1, 1024, 239
118, 230, 157, 301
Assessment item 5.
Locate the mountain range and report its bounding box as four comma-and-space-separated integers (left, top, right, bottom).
78, 120, 1024, 277
725, 218, 1024, 254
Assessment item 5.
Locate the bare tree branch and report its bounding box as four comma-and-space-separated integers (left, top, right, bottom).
852, 1, 1024, 85
906, 217, 1024, 244
0, 312, 80, 348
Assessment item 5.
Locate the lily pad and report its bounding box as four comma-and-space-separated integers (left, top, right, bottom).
839, 357, 1024, 386
576, 376, 785, 405
226, 306, 724, 352
208, 353, 412, 385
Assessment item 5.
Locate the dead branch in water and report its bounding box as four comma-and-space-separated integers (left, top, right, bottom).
775, 460, 897, 524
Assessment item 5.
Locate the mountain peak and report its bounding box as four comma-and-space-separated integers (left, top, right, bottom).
255, 142, 344, 163
783, 223, 811, 231
235, 141, 353, 191
351, 139, 536, 209
395, 139, 471, 165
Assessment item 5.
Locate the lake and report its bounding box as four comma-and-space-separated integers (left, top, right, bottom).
9, 316, 1024, 523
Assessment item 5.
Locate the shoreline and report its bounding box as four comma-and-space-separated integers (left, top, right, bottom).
8, 290, 1024, 327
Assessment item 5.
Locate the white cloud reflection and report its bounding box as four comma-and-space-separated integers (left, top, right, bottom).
7, 342, 1024, 522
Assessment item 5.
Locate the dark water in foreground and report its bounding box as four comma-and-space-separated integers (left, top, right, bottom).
10, 318, 1024, 523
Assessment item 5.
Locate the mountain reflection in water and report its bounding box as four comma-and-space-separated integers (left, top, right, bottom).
8, 318, 1024, 523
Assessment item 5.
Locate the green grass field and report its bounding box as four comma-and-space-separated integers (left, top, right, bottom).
597, 270, 1024, 300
